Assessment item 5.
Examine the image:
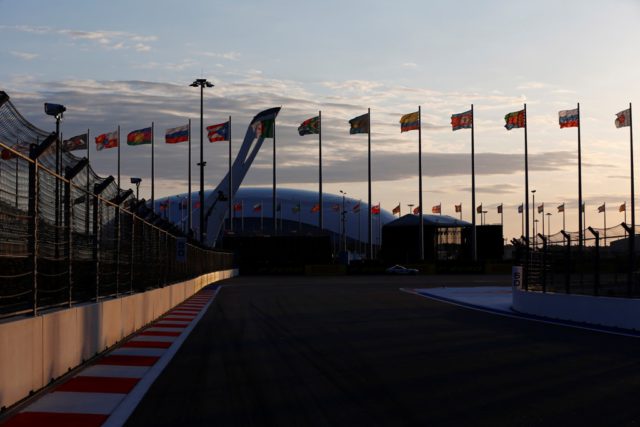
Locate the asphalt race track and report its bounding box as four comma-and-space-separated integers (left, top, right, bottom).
125, 275, 640, 426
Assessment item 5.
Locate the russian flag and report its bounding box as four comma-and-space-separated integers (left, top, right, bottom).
559, 108, 579, 128
165, 124, 189, 144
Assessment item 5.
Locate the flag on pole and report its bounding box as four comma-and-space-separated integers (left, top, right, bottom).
476, 204, 482, 214
62, 133, 88, 152
392, 204, 401, 215
497, 204, 503, 214
311, 203, 321, 213
399, 111, 420, 133
253, 203, 262, 212
127, 127, 152, 146
349, 113, 370, 134
165, 124, 189, 144
371, 204, 380, 215
352, 202, 360, 213
455, 204, 462, 213
207, 121, 230, 142
557, 203, 565, 213
504, 110, 526, 130
615, 109, 631, 128
432, 204, 441, 214
451, 110, 473, 131
598, 203, 605, 213
413, 206, 421, 215
233, 202, 242, 212
538, 203, 544, 214
95, 130, 118, 151
559, 108, 579, 128
251, 107, 281, 138
518, 204, 523, 214
620, 202, 626, 212
298, 116, 320, 135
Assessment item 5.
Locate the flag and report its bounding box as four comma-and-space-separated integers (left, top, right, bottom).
497, 204, 503, 214
451, 110, 473, 131
352, 202, 360, 213
311, 203, 321, 213
62, 133, 88, 152
504, 110, 526, 130
233, 202, 242, 212
292, 203, 301, 213
349, 113, 370, 135
251, 107, 281, 138
127, 127, 152, 146
538, 203, 544, 214
207, 121, 230, 142
476, 204, 482, 214
253, 203, 262, 212
165, 124, 189, 144
332, 203, 341, 212
371, 204, 380, 215
620, 203, 626, 212
413, 205, 421, 215
432, 204, 441, 214
298, 116, 320, 136
598, 203, 605, 213
455, 204, 462, 213
95, 130, 118, 151
392, 204, 401, 215
615, 109, 631, 128
557, 203, 565, 213
400, 111, 420, 133
518, 204, 523, 214
559, 108, 579, 128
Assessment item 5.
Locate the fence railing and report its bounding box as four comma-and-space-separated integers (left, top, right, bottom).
513, 223, 640, 297
0, 138, 232, 319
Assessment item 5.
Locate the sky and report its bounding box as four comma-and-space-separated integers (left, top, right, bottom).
1, 0, 639, 241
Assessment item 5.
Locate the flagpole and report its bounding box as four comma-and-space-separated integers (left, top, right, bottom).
563, 205, 566, 231
460, 204, 462, 221
273, 117, 277, 235
629, 102, 635, 276
151, 121, 155, 212
367, 107, 372, 259
520, 206, 524, 237
471, 104, 477, 262
188, 119, 192, 235
501, 204, 504, 230
524, 104, 530, 256
117, 125, 121, 196
578, 102, 583, 248
229, 115, 233, 232
604, 203, 607, 246
86, 128, 90, 235
418, 105, 424, 261
319, 110, 323, 231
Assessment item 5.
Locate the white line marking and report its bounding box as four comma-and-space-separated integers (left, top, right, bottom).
79, 365, 150, 379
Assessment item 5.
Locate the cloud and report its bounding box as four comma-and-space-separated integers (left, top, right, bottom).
9, 50, 38, 60
401, 62, 418, 69
200, 51, 241, 60
0, 25, 157, 52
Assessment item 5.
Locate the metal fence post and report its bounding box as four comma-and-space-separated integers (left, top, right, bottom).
115, 204, 120, 297
130, 214, 135, 294
561, 230, 571, 294
93, 196, 100, 301
622, 222, 634, 297
588, 227, 600, 296
538, 233, 547, 293
27, 144, 38, 316
64, 173, 72, 307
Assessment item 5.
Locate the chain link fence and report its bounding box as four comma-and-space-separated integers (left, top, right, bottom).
0, 92, 233, 319
513, 222, 640, 297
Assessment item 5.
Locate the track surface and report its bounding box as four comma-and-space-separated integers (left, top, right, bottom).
125, 275, 640, 426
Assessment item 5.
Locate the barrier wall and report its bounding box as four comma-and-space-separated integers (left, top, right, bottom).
512, 285, 640, 331
0, 269, 237, 410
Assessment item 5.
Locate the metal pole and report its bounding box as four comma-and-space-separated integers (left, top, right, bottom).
85, 128, 90, 235
229, 115, 233, 232
629, 102, 635, 288
418, 106, 424, 261
273, 117, 277, 234
524, 104, 530, 251
55, 117, 60, 260
188, 119, 192, 235
541, 204, 545, 237
319, 111, 323, 230
368, 108, 372, 259
471, 104, 477, 262
578, 103, 583, 248
604, 204, 607, 246
532, 191, 536, 248
151, 121, 155, 212
118, 125, 121, 196
199, 86, 204, 243
563, 205, 566, 231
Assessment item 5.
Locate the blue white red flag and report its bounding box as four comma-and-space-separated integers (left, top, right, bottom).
559, 108, 579, 128
207, 121, 230, 142
165, 124, 189, 144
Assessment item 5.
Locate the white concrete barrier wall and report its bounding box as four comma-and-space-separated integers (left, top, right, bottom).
512, 286, 640, 331
0, 268, 237, 410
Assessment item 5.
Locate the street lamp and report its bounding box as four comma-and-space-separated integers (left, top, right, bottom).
190, 78, 214, 243
340, 190, 347, 252
546, 212, 552, 239
482, 210, 488, 226
130, 177, 142, 200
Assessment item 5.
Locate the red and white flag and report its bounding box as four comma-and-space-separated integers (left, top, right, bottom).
615, 109, 631, 128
